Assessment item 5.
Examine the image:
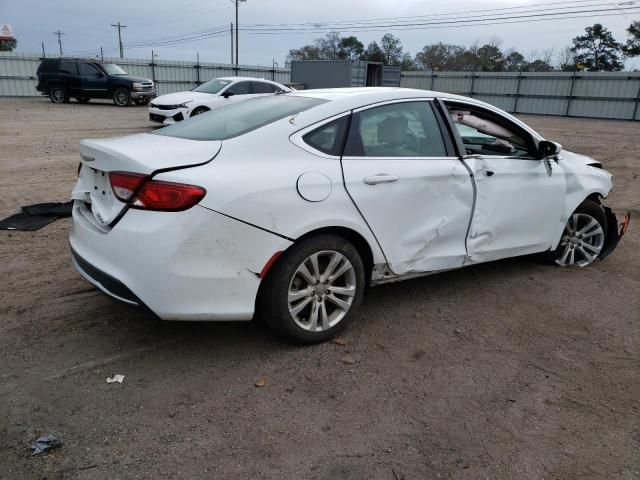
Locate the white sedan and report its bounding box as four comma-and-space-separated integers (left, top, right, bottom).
148, 76, 291, 124
71, 88, 629, 343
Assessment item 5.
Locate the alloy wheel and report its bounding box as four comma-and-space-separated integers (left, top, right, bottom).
51, 87, 65, 103
287, 250, 357, 332
555, 213, 605, 267
114, 90, 129, 106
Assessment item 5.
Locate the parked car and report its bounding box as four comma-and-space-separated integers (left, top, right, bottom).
70, 88, 629, 343
148, 76, 291, 124
36, 58, 156, 106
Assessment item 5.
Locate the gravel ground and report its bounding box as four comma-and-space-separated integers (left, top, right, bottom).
0, 97, 638, 480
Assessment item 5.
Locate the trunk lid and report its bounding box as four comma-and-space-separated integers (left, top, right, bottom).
72, 133, 221, 229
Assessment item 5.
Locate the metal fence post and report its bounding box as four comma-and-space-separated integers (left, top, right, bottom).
150, 50, 156, 85
513, 70, 523, 114
430, 70, 435, 90
632, 78, 640, 121
469, 69, 476, 98
195, 52, 200, 87
565, 70, 577, 117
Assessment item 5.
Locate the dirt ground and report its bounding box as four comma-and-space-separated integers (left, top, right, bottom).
0, 97, 638, 480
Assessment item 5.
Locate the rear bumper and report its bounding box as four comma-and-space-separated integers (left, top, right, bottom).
69, 201, 292, 321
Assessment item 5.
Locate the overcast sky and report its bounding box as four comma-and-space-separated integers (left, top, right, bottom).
2, 0, 639, 68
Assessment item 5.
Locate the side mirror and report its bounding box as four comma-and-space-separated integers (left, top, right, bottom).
538, 140, 562, 158
222, 91, 235, 99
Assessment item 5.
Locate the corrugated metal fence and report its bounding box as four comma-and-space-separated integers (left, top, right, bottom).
2, 52, 640, 120
0, 52, 291, 97
401, 71, 640, 121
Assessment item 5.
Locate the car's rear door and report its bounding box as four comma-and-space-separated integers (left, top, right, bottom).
444, 100, 567, 263
58, 60, 81, 95
341, 99, 475, 275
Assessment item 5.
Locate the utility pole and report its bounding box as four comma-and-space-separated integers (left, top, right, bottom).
111, 21, 127, 59
41, 42, 46, 58
100, 47, 104, 61
233, 0, 246, 68
54, 31, 64, 55
230, 22, 234, 65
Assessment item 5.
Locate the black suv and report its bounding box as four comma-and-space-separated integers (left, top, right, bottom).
36, 58, 156, 106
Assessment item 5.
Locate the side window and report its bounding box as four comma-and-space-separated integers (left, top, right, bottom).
251, 81, 276, 94
303, 116, 350, 156
344, 102, 448, 157
79, 63, 101, 77
447, 104, 533, 157
226, 81, 250, 95
59, 61, 78, 75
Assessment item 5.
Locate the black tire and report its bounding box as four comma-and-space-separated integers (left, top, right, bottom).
190, 106, 209, 117
76, 97, 91, 104
112, 87, 131, 107
49, 85, 68, 104
550, 199, 608, 267
133, 98, 150, 106
257, 234, 366, 344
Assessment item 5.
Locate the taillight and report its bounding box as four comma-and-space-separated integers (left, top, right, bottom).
109, 171, 206, 212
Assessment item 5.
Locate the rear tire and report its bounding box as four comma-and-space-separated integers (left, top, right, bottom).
258, 234, 365, 344
551, 199, 607, 267
76, 97, 91, 104
112, 87, 131, 107
49, 86, 68, 104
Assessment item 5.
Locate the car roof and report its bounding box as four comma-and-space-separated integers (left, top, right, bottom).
286, 87, 541, 139
216, 76, 281, 83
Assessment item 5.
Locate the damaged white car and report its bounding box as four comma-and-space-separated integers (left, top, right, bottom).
70, 88, 629, 343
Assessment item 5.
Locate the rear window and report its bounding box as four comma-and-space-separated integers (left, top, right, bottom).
38, 59, 59, 73
153, 95, 326, 141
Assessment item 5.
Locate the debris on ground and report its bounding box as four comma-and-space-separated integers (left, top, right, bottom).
333, 337, 350, 346
255, 378, 267, 387
30, 434, 62, 455
0, 201, 73, 231
342, 355, 356, 365
106, 374, 125, 384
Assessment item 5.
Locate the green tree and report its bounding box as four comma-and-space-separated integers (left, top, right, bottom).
361, 41, 385, 63
477, 44, 504, 71
623, 21, 640, 57
0, 39, 17, 51
380, 33, 404, 65
503, 50, 527, 71
414, 43, 464, 71
571, 24, 624, 71
338, 36, 364, 61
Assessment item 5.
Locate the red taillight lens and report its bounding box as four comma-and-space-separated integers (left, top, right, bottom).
109, 171, 206, 212
110, 172, 147, 201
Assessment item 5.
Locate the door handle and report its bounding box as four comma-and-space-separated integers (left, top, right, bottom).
363, 174, 399, 185
486, 170, 494, 177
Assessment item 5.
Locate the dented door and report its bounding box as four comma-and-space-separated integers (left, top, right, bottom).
341, 100, 474, 275
463, 156, 567, 263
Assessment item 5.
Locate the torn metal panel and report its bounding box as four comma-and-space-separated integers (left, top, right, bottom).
463, 156, 568, 263
342, 157, 474, 275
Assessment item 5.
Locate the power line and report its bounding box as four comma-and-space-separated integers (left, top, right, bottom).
239, 5, 640, 33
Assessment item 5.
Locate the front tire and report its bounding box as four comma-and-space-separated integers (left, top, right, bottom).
190, 106, 209, 117
49, 86, 68, 104
112, 87, 131, 107
552, 199, 607, 267
258, 234, 365, 344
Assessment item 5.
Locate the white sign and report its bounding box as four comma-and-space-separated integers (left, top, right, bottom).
0, 24, 15, 40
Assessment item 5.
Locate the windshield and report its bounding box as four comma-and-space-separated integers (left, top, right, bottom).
153, 95, 327, 141
102, 63, 128, 75
193, 79, 233, 94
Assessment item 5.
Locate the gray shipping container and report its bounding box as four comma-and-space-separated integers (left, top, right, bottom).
290, 60, 401, 89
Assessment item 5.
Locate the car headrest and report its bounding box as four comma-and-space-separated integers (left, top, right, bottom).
377, 116, 408, 145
